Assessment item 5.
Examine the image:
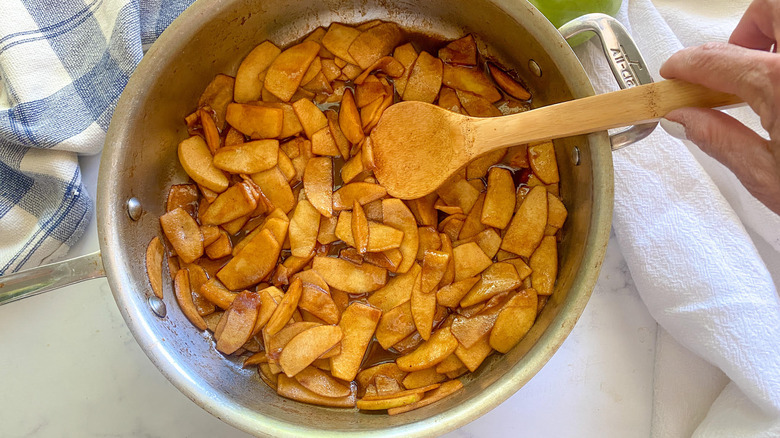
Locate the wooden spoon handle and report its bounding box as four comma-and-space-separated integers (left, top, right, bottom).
470, 79, 743, 154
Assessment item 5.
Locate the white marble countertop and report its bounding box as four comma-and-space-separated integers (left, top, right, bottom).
0, 152, 658, 437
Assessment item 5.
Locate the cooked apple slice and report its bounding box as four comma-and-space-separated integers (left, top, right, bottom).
279, 324, 343, 377
212, 139, 278, 174
420, 250, 450, 294
251, 166, 295, 214
361, 383, 439, 401
480, 167, 515, 229
339, 88, 364, 144
396, 327, 458, 372
289, 200, 320, 258
292, 98, 328, 139
303, 157, 333, 218
501, 186, 547, 257
348, 22, 402, 69
251, 286, 282, 334
528, 140, 560, 184
352, 200, 369, 254
174, 269, 207, 330
401, 368, 447, 390
277, 374, 356, 408
435, 276, 479, 308
460, 262, 521, 307
321, 58, 342, 82
178, 136, 229, 193
201, 182, 258, 225
547, 194, 568, 229
356, 392, 423, 411
317, 215, 339, 244
325, 110, 351, 158
437, 234, 456, 288
392, 42, 418, 97
166, 183, 199, 216
335, 211, 403, 252
300, 56, 323, 87
265, 278, 304, 336
490, 288, 538, 353
456, 89, 502, 117
436, 176, 480, 215
340, 152, 365, 184
452, 242, 492, 282
199, 74, 235, 130
406, 193, 437, 227
200, 225, 220, 247
367, 263, 420, 312
205, 229, 232, 259
298, 282, 340, 325
410, 273, 436, 340
310, 126, 340, 156
160, 208, 204, 264
312, 256, 387, 294
294, 366, 351, 398
322, 23, 361, 65
198, 108, 221, 154
443, 64, 501, 103
489, 63, 531, 100
438, 86, 464, 114
330, 302, 382, 381
434, 354, 464, 374
265, 321, 320, 363
217, 228, 281, 290
469, 228, 502, 259
438, 34, 477, 66
356, 76, 388, 107
402, 51, 442, 104
455, 332, 493, 372
332, 182, 387, 210
387, 379, 463, 415
530, 235, 557, 296
356, 363, 407, 394
415, 227, 441, 261
365, 249, 403, 272
458, 193, 486, 240
199, 277, 237, 308
225, 103, 284, 139
234, 41, 282, 103
145, 236, 164, 299
216, 290, 261, 354
375, 301, 416, 349
381, 199, 419, 274
264, 41, 321, 102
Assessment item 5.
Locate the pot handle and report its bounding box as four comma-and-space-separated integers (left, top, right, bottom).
0, 251, 105, 306
558, 13, 657, 150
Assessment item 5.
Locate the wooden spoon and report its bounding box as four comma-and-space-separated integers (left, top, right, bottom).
370, 79, 742, 199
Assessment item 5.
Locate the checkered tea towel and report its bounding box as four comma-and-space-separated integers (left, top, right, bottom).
0, 0, 194, 274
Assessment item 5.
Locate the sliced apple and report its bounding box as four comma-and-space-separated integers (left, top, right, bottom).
160, 208, 204, 264
438, 34, 477, 66
279, 324, 343, 377
402, 51, 443, 104
330, 302, 382, 381
145, 236, 164, 299
174, 269, 207, 330
234, 41, 282, 103
501, 186, 547, 257
367, 263, 420, 312
264, 41, 321, 102
489, 288, 537, 353
225, 103, 284, 139
217, 228, 281, 290
178, 136, 229, 193
312, 256, 387, 294
396, 327, 458, 372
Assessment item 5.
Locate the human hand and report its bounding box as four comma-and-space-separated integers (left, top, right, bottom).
659, 0, 780, 215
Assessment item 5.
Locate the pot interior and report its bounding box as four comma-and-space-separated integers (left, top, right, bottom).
98, 0, 613, 436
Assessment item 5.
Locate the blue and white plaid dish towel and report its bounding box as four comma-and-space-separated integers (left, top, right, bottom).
0, 0, 194, 274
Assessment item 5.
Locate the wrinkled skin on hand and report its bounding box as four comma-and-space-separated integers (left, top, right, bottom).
660, 0, 780, 215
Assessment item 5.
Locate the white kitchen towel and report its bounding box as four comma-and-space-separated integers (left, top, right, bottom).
0, 0, 193, 275
574, 0, 780, 436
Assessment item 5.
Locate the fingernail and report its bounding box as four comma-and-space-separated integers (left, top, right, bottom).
660, 118, 688, 141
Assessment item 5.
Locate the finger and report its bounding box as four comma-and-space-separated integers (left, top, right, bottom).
665, 107, 780, 214
659, 42, 777, 115
729, 0, 779, 51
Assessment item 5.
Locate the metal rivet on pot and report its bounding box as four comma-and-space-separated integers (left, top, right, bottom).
148, 295, 167, 318
572, 146, 581, 165
528, 59, 542, 77
127, 197, 143, 221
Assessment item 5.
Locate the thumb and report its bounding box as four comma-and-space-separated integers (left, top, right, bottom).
663, 107, 780, 214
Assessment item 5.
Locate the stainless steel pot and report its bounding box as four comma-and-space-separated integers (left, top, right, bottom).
0, 1, 656, 436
